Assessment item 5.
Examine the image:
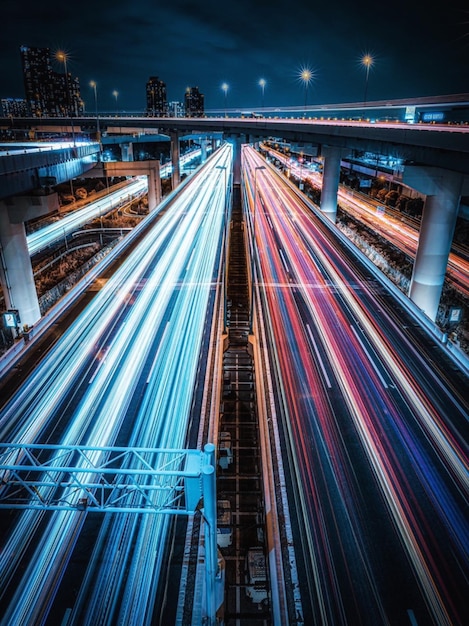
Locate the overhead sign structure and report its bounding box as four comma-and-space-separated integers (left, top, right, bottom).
0, 441, 221, 626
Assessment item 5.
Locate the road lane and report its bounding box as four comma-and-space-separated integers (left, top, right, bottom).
0, 144, 232, 626
243, 145, 468, 626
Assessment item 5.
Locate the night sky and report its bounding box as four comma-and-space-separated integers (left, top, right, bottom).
1, 0, 468, 113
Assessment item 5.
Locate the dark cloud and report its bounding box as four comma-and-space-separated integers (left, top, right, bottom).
1, 0, 468, 111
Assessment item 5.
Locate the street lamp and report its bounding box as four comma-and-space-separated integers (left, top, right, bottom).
56, 51, 70, 112
56, 50, 76, 145
299, 67, 313, 115
258, 78, 266, 109
112, 90, 119, 116
221, 83, 229, 117
362, 54, 374, 105
250, 164, 266, 334
89, 80, 100, 140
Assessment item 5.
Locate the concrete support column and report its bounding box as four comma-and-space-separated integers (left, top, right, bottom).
147, 160, 162, 211
120, 142, 134, 162
171, 133, 180, 189
0, 204, 41, 327
201, 139, 207, 162
231, 136, 244, 185
404, 166, 463, 321
320, 146, 342, 222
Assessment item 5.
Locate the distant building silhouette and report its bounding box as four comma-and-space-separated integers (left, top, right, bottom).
20, 45, 83, 117
185, 86, 204, 117
146, 77, 167, 117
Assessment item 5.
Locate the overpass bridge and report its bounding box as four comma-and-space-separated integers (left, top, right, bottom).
1, 105, 469, 327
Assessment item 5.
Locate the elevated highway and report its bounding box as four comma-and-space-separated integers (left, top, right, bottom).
1, 103, 468, 325
0, 140, 101, 199
3, 93, 469, 175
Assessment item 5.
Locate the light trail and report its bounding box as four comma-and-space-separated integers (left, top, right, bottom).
26, 148, 206, 256
26, 178, 148, 255
243, 145, 468, 625
265, 145, 469, 298
0, 143, 232, 625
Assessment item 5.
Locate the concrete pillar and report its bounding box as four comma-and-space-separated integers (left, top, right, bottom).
403, 166, 463, 321
171, 133, 180, 189
231, 136, 244, 185
100, 161, 162, 212
320, 146, 342, 222
147, 160, 162, 211
201, 139, 207, 162
0, 203, 41, 327
121, 142, 134, 162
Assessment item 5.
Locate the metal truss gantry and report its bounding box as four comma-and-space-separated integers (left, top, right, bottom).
0, 441, 220, 625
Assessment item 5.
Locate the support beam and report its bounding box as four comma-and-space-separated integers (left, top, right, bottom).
147, 159, 162, 210
171, 132, 180, 189
201, 139, 207, 162
231, 136, 244, 185
202, 443, 218, 626
83, 161, 162, 211
320, 146, 342, 222
120, 142, 134, 162
0, 202, 41, 327
404, 166, 463, 321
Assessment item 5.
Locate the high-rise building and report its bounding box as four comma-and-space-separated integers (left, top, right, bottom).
146, 77, 167, 117
1, 98, 28, 118
21, 45, 53, 117
20, 45, 83, 117
168, 101, 185, 118
184, 86, 204, 117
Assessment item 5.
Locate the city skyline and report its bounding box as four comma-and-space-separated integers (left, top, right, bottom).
1, 0, 468, 112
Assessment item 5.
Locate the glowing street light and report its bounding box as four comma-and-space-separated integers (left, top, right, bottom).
299, 66, 313, 114
112, 90, 119, 116
89, 80, 100, 140
362, 54, 374, 105
258, 78, 266, 109
56, 48, 76, 185
56, 50, 70, 111
56, 50, 76, 144
221, 82, 229, 117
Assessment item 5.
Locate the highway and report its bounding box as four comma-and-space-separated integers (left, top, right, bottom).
242, 145, 468, 625
27, 177, 147, 255
0, 143, 232, 625
25, 147, 206, 256
266, 145, 469, 299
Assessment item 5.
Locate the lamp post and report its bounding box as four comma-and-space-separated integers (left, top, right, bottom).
221, 83, 229, 117
258, 78, 266, 109
250, 165, 266, 334
89, 80, 100, 140
299, 67, 313, 116
112, 90, 119, 116
56, 50, 76, 145
362, 54, 373, 105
